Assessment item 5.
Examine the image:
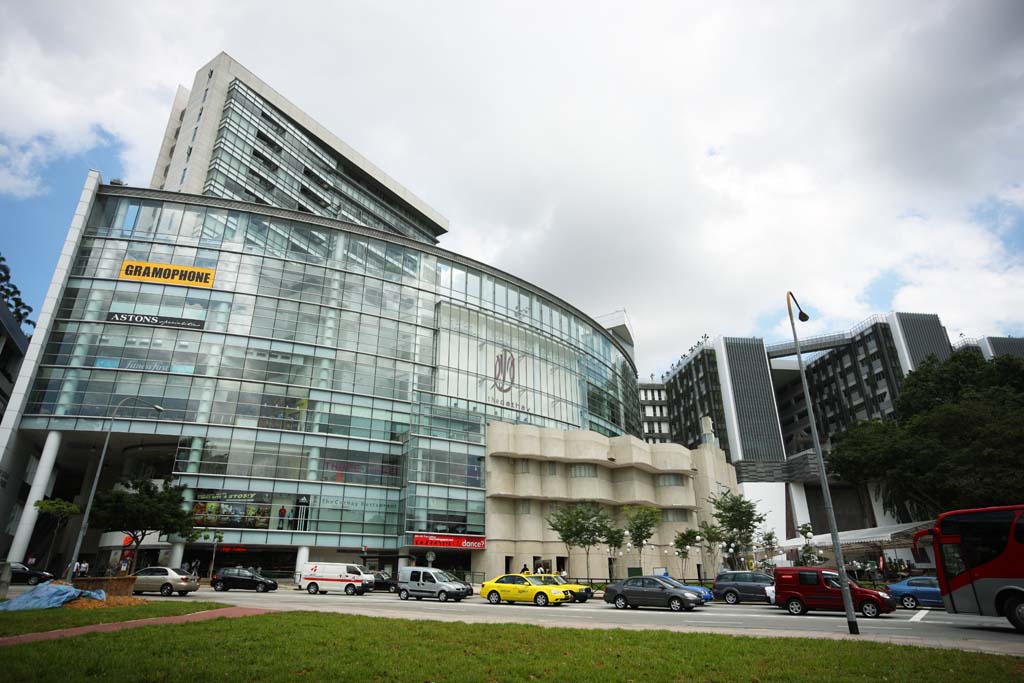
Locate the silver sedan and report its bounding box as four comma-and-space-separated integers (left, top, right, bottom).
132, 566, 200, 596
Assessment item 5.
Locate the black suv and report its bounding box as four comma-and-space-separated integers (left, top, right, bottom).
713, 571, 774, 604
212, 567, 278, 593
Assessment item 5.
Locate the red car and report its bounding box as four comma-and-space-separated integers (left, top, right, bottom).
774, 566, 896, 618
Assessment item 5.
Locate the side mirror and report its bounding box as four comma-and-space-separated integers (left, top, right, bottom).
659, 585, 666, 590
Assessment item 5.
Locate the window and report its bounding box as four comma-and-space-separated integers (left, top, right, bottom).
657, 474, 685, 487
423, 573, 436, 584
624, 578, 643, 587
940, 510, 1014, 570
346, 565, 359, 574
515, 500, 531, 514
546, 462, 557, 476
798, 571, 819, 586
511, 576, 528, 585
515, 459, 530, 474
496, 575, 514, 584
1015, 513, 1024, 544
410, 570, 421, 582
642, 578, 662, 589
824, 575, 841, 589
569, 464, 597, 478
663, 509, 690, 522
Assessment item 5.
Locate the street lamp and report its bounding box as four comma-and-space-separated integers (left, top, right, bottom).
787, 291, 860, 635
65, 396, 164, 581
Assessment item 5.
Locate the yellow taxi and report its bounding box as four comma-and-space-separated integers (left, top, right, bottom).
481, 574, 572, 606
534, 574, 594, 603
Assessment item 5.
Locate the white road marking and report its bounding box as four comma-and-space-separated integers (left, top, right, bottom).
909, 610, 928, 623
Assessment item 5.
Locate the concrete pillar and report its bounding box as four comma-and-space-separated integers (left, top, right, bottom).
294, 546, 310, 586
8, 431, 62, 562
168, 541, 186, 570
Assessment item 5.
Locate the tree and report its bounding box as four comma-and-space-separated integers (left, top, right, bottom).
797, 523, 824, 566
89, 479, 194, 573
622, 505, 661, 571
0, 253, 35, 329
697, 520, 724, 572
829, 350, 1024, 519
545, 503, 610, 576
672, 528, 700, 578
33, 498, 80, 572
756, 529, 779, 572
188, 527, 225, 580
709, 492, 766, 569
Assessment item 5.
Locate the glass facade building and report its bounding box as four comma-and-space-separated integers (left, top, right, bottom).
5, 181, 639, 572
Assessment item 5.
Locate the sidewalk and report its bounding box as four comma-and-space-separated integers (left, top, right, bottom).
0, 606, 272, 648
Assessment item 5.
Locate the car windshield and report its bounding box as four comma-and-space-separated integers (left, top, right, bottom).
660, 576, 688, 589
525, 576, 547, 586
357, 565, 372, 573
170, 568, 191, 576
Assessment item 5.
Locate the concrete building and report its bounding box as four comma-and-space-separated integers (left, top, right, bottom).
483, 419, 736, 579
0, 303, 28, 422
638, 380, 670, 444
952, 335, 1024, 361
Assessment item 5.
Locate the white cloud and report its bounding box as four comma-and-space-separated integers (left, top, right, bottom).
1, 0, 1022, 376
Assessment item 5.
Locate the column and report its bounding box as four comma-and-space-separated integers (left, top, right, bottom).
294, 545, 310, 586
168, 541, 186, 570
8, 431, 62, 562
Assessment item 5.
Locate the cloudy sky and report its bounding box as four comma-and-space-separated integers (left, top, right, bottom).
1, 1, 1022, 378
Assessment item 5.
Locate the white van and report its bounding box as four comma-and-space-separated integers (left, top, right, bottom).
398, 567, 467, 602
299, 562, 375, 595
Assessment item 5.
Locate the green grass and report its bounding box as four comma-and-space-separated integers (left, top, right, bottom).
2, 612, 1021, 682
0, 601, 227, 637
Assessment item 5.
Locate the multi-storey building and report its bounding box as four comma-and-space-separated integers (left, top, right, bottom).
638, 380, 670, 443
952, 335, 1024, 360
0, 55, 643, 578
0, 303, 28, 422
151, 52, 447, 245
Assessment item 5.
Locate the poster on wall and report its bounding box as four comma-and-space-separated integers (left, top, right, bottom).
191, 491, 271, 529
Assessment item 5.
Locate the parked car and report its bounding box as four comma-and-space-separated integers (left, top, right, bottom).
372, 571, 398, 593
211, 567, 278, 593
298, 562, 372, 595
886, 576, 943, 609
713, 571, 774, 604
398, 567, 467, 602
132, 566, 200, 596
481, 574, 571, 606
774, 566, 896, 618
6, 562, 53, 585
535, 574, 593, 602
667, 577, 713, 602
604, 576, 703, 612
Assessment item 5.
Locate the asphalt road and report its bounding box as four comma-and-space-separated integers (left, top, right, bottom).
125, 585, 1024, 657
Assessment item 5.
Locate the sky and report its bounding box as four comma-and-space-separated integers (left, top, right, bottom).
1, 1, 1022, 379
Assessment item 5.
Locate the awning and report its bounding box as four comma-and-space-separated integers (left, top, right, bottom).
779, 520, 932, 551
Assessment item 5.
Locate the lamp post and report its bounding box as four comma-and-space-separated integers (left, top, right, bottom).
65, 396, 164, 581
787, 291, 859, 635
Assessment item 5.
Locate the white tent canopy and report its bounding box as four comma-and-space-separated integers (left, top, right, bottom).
780, 520, 932, 552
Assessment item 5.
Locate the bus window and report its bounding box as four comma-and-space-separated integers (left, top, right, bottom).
941, 544, 967, 578
940, 510, 1014, 570
1015, 514, 1024, 544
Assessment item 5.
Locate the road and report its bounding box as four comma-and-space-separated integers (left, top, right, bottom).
127, 585, 1024, 657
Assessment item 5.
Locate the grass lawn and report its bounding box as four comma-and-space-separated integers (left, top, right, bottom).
3, 612, 1022, 682
0, 601, 227, 637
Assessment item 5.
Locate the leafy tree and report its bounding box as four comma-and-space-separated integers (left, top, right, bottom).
0, 253, 35, 329
622, 505, 661, 570
34, 498, 81, 572
756, 529, 779, 572
601, 524, 626, 579
709, 492, 766, 569
797, 523, 824, 566
89, 479, 194, 573
672, 528, 700, 577
829, 350, 1024, 519
697, 520, 724, 572
545, 503, 610, 576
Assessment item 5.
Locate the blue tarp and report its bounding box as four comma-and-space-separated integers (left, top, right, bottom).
0, 581, 106, 611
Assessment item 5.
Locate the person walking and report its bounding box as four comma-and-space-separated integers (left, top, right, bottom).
520, 564, 530, 575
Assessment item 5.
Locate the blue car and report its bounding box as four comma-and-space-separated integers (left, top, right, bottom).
886, 576, 942, 609
666, 577, 713, 602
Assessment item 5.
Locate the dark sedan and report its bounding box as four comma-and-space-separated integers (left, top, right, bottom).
7, 562, 54, 585
211, 567, 278, 592
373, 572, 398, 593
604, 575, 703, 612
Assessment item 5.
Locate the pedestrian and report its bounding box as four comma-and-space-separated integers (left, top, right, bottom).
81, 561, 90, 577
560, 569, 567, 578
73, 560, 81, 577
520, 564, 530, 575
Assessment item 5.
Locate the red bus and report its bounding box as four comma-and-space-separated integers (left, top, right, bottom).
913, 504, 1024, 633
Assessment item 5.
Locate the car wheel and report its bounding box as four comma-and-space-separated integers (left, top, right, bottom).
256, 583, 268, 593
614, 595, 628, 609
861, 600, 881, 618
389, 584, 398, 593
178, 591, 189, 596
307, 582, 319, 595
1006, 595, 1024, 633
578, 596, 588, 603
724, 590, 739, 605
901, 595, 918, 609
669, 597, 684, 612
28, 576, 40, 586
415, 596, 423, 600
160, 583, 174, 597
345, 584, 356, 595
534, 592, 549, 607
438, 590, 449, 603
786, 598, 807, 615
399, 589, 410, 600
213, 581, 227, 592
488, 591, 502, 605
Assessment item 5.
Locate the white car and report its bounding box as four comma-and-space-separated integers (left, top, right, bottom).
299, 562, 374, 595
765, 584, 776, 605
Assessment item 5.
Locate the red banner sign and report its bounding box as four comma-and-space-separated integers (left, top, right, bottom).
413, 534, 486, 549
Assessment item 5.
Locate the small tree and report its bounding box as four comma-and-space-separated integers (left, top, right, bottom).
546, 503, 581, 569
756, 529, 779, 572
90, 479, 194, 573
34, 498, 80, 572
797, 523, 824, 566
546, 503, 610, 576
698, 520, 724, 573
601, 525, 625, 578
672, 528, 700, 578
622, 505, 661, 571
710, 492, 766, 569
